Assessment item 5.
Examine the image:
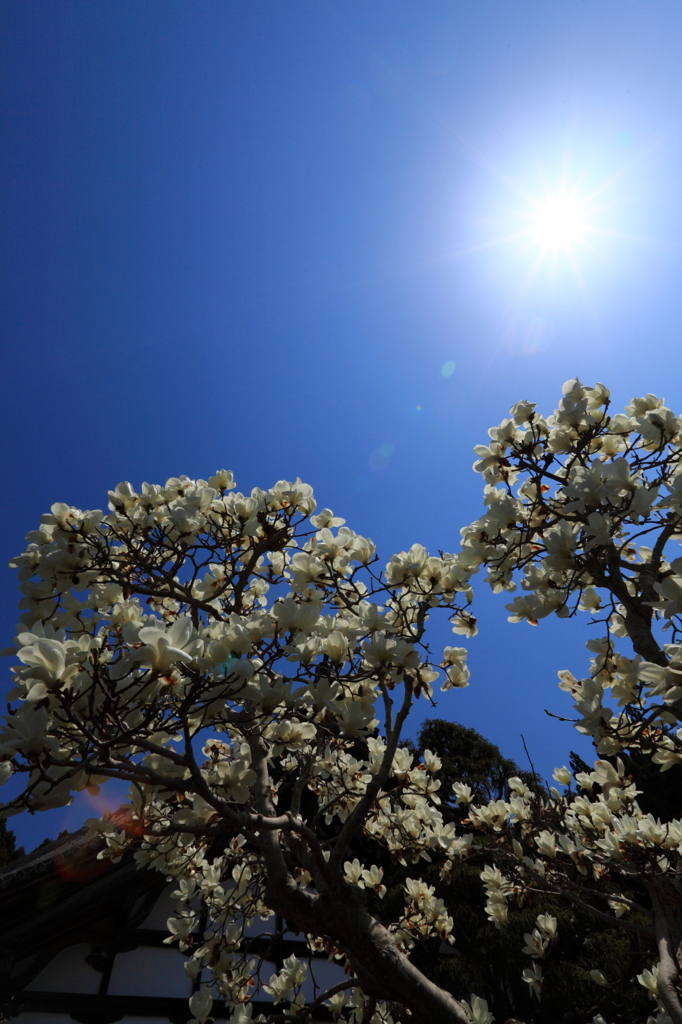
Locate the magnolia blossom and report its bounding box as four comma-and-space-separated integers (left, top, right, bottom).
1, 469, 477, 1024
522, 962, 543, 999
5, 386, 682, 1024
456, 383, 682, 1024
461, 994, 494, 1024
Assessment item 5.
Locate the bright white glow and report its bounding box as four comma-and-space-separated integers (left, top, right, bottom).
530, 194, 588, 251
447, 149, 632, 304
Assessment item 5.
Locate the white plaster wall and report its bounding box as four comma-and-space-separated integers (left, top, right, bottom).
108, 945, 192, 998
11, 1014, 76, 1023
11, 884, 346, 1021
23, 943, 100, 994
12, 1016, 173, 1024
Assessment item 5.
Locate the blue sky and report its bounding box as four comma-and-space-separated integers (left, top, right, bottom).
3, 1, 682, 849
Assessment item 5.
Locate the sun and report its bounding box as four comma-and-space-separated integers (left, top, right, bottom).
445, 147, 630, 296
529, 192, 589, 252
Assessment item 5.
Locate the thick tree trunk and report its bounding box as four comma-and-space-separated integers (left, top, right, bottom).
647, 877, 682, 1024
249, 734, 469, 1023
265, 877, 470, 1024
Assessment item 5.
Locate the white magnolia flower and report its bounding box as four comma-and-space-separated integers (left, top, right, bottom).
188, 986, 214, 1024
463, 993, 495, 1024
535, 913, 557, 939
137, 617, 197, 671
522, 962, 543, 999
310, 508, 346, 529
453, 782, 474, 805
361, 864, 386, 898
344, 858, 364, 885
637, 964, 659, 997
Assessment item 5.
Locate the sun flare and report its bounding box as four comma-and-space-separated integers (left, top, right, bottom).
530, 193, 589, 251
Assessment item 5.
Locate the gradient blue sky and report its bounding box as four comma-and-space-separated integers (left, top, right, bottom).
3, 1, 682, 849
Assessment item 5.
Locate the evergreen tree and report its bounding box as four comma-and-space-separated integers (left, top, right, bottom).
417, 719, 538, 813
0, 819, 24, 868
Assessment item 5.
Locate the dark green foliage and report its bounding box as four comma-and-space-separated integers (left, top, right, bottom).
619, 750, 682, 824
389, 858, 652, 1024
0, 819, 24, 868
417, 719, 539, 815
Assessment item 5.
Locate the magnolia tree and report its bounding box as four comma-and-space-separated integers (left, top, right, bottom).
461, 380, 682, 1024
4, 381, 682, 1024
0, 471, 478, 1024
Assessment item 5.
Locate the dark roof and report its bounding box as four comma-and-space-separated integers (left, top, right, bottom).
0, 827, 165, 978
1, 828, 339, 1024
0, 825, 99, 889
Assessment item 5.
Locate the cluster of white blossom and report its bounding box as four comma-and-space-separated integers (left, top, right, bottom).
0, 471, 479, 1024
466, 380, 682, 633
460, 382, 682, 1024
463, 379, 682, 759
5, 382, 682, 1024
468, 755, 682, 1019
